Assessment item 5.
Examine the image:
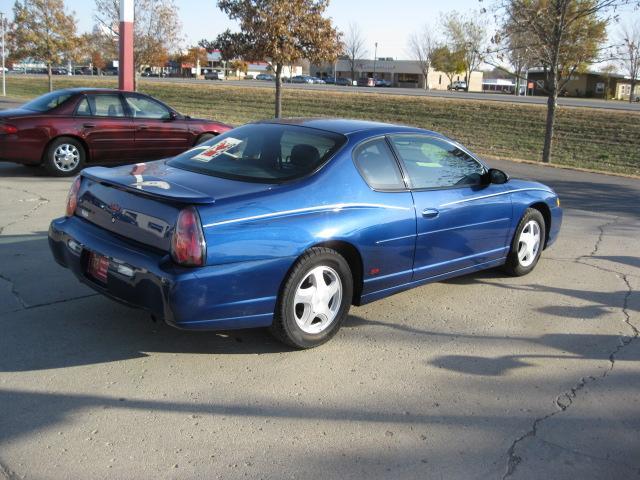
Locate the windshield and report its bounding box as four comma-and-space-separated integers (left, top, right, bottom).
22, 91, 74, 112
168, 123, 347, 183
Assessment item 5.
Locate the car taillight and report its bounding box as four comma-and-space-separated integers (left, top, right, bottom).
0, 124, 18, 134
65, 176, 82, 217
171, 206, 206, 267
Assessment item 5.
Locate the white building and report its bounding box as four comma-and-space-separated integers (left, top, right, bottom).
312, 58, 483, 91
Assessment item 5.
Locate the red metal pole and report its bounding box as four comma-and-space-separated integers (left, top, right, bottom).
118, 0, 134, 91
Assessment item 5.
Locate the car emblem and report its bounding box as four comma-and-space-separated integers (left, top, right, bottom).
109, 203, 122, 213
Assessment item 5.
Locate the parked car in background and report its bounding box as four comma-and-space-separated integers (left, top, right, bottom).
291, 75, 315, 84
335, 77, 353, 86
311, 77, 326, 84
204, 70, 224, 81
323, 77, 336, 84
0, 88, 232, 176
357, 77, 376, 87
256, 73, 275, 81
49, 118, 562, 349
448, 81, 468, 91
375, 79, 392, 87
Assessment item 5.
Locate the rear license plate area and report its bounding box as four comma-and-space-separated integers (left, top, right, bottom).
87, 252, 109, 283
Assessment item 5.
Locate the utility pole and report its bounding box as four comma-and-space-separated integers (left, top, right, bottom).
373, 42, 378, 80
1, 12, 6, 97
119, 0, 134, 90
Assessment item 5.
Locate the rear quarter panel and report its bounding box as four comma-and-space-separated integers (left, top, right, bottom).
197, 139, 417, 297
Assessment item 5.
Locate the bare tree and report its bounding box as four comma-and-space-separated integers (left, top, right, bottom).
441, 11, 487, 90
617, 20, 640, 102
495, 0, 616, 164
344, 22, 367, 82
408, 25, 438, 89
485, 26, 535, 95
94, 0, 182, 90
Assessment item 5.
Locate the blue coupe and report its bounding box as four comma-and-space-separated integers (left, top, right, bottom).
49, 119, 562, 348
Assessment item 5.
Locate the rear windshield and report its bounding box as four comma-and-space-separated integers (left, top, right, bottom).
22, 91, 74, 112
168, 123, 347, 183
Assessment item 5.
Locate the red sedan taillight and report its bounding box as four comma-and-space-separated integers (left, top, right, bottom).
65, 176, 82, 217
171, 206, 206, 267
0, 124, 18, 134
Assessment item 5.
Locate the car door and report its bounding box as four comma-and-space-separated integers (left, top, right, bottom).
75, 94, 136, 162
388, 134, 513, 281
351, 137, 416, 297
123, 93, 193, 159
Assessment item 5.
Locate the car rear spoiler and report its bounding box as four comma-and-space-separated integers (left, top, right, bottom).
81, 167, 215, 205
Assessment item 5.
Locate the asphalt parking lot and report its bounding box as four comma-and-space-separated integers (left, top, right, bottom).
0, 155, 639, 479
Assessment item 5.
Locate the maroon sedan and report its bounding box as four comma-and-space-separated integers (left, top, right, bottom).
0, 88, 232, 176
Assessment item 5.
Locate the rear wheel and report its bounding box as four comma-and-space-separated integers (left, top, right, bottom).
503, 208, 546, 276
270, 247, 353, 349
195, 133, 216, 145
44, 137, 85, 177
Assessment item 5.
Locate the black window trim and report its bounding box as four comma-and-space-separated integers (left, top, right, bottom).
351, 135, 410, 193
386, 133, 488, 192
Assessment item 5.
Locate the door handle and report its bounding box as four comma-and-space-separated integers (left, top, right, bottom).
138, 124, 149, 130
82, 123, 96, 128
422, 208, 440, 218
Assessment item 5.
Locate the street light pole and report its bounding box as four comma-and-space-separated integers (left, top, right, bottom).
1, 12, 6, 97
373, 42, 378, 80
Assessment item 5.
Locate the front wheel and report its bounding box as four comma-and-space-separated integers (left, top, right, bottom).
503, 208, 546, 276
44, 137, 86, 177
270, 247, 353, 349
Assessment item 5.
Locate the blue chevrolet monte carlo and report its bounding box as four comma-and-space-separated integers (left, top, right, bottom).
49, 119, 562, 348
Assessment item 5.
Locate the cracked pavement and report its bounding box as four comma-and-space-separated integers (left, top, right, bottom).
1, 151, 639, 479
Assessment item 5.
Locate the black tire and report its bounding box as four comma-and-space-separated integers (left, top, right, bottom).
195, 133, 216, 145
270, 247, 353, 349
44, 137, 86, 177
503, 208, 546, 276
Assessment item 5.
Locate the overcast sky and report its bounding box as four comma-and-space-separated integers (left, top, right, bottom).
0, 0, 484, 59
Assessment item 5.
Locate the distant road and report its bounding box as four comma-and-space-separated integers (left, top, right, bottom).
145, 76, 640, 112
4, 73, 640, 111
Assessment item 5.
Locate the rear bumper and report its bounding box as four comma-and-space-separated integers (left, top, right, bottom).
48, 216, 290, 330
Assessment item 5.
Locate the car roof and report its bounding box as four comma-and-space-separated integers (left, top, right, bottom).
255, 117, 440, 136
56, 88, 132, 95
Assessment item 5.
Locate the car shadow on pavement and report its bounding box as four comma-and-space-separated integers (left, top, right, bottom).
0, 234, 293, 373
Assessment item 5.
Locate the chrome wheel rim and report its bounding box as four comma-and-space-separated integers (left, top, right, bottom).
53, 144, 80, 172
293, 265, 342, 334
517, 220, 541, 267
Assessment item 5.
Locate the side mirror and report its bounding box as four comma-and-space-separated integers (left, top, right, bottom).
482, 168, 509, 185
167, 111, 178, 121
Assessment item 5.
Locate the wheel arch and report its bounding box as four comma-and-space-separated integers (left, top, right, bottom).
194, 131, 219, 146
41, 135, 91, 164
281, 240, 364, 307
529, 201, 551, 248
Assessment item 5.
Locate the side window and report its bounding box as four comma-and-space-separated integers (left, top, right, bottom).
87, 94, 126, 117
389, 135, 484, 189
353, 138, 405, 190
125, 95, 171, 119
75, 97, 92, 116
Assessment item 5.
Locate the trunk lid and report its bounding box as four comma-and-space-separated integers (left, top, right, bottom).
76, 161, 274, 252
